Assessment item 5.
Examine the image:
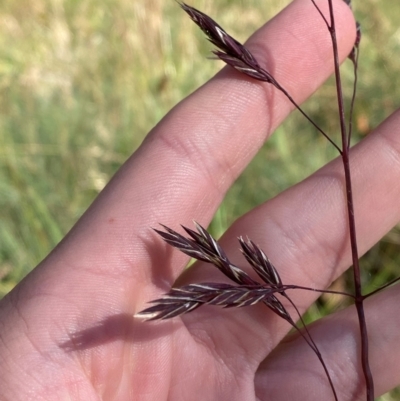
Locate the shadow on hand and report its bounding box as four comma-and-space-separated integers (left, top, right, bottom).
59, 313, 174, 352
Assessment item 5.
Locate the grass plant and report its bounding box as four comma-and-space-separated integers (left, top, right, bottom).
1, 0, 400, 398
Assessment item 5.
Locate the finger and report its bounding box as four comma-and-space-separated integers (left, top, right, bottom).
255, 283, 400, 400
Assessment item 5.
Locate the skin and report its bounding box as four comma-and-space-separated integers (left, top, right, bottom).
1, 0, 400, 400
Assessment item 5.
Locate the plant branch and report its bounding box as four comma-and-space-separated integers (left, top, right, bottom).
283, 294, 337, 400
363, 276, 400, 299
179, 2, 342, 153
141, 2, 373, 400
323, 1, 374, 399
144, 223, 350, 399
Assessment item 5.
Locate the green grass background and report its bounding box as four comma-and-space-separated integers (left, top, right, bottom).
1, 0, 400, 398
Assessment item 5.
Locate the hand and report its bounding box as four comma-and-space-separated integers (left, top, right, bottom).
1, 0, 399, 400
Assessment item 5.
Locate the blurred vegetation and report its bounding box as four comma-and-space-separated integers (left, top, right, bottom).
0, 0, 400, 397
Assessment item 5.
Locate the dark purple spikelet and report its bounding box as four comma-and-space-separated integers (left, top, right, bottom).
348, 22, 361, 63
180, 2, 247, 60
239, 237, 282, 288
154, 222, 256, 285
140, 223, 292, 321
136, 283, 279, 320
179, 2, 278, 85
341, 0, 361, 62
355, 22, 361, 47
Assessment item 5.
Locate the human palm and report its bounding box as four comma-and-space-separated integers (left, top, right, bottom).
1, 0, 400, 400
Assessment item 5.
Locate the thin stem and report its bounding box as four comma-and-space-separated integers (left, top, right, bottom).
363, 276, 400, 299
273, 81, 342, 153
326, 1, 374, 399
282, 284, 354, 298
283, 294, 338, 401
311, 0, 330, 28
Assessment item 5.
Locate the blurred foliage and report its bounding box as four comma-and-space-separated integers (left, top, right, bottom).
0, 0, 400, 398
